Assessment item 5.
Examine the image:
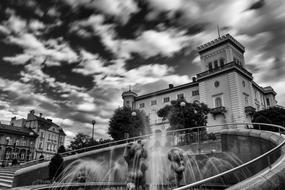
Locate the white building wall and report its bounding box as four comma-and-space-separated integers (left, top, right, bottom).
227, 72, 244, 123
135, 86, 199, 125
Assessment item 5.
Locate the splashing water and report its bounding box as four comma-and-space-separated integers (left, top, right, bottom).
51, 128, 255, 190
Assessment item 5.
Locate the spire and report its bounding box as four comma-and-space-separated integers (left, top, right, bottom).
217, 25, 221, 38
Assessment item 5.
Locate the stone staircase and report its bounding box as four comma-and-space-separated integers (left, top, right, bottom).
0, 167, 20, 189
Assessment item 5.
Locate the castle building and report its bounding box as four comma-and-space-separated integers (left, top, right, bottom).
122, 34, 277, 131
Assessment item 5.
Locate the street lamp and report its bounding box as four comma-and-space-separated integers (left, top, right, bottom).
180, 101, 186, 107
91, 120, 96, 141
131, 111, 137, 117
180, 102, 186, 128
4, 137, 10, 166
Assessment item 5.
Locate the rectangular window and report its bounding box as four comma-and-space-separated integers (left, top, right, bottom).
266, 98, 270, 106
177, 94, 184, 100
244, 94, 249, 106
151, 100, 157, 106
215, 97, 222, 107
163, 97, 170, 103
192, 90, 199, 96
139, 103, 145, 108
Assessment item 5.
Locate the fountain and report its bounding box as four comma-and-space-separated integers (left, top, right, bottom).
45, 127, 249, 190
12, 123, 285, 190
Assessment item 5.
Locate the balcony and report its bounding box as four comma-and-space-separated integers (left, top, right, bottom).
197, 61, 253, 79
210, 106, 227, 119
245, 106, 256, 116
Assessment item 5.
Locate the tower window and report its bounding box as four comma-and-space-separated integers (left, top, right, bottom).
215, 97, 222, 107
208, 62, 213, 70
214, 60, 218, 69
220, 58, 225, 67
192, 90, 199, 96
266, 98, 270, 106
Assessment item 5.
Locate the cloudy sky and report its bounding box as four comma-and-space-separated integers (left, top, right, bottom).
0, 0, 284, 144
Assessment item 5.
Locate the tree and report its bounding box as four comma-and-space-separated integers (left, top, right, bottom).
252, 106, 285, 132
157, 105, 172, 121
157, 99, 210, 131
108, 106, 150, 141
68, 133, 92, 151
68, 133, 114, 153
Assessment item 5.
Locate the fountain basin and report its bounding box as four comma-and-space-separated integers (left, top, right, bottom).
12, 127, 285, 189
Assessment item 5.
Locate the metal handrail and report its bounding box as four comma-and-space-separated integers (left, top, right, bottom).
173, 122, 285, 190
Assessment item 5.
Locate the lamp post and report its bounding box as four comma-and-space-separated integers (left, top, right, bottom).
180, 101, 186, 128
91, 120, 96, 141
131, 111, 137, 137
4, 137, 10, 166
29, 132, 34, 161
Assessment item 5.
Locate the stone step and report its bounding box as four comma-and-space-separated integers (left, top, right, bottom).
0, 178, 12, 184
0, 175, 14, 180
0, 182, 11, 188
0, 168, 18, 172
0, 171, 15, 176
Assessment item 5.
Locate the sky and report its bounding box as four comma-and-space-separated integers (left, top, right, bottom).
0, 0, 284, 144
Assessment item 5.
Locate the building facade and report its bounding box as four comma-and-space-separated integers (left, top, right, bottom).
24, 110, 66, 159
122, 34, 277, 131
0, 124, 37, 166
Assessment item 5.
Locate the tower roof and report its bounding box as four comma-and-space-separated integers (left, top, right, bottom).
197, 34, 245, 54
122, 90, 137, 98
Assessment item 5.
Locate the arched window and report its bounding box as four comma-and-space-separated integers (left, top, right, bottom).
220, 58, 225, 67
215, 97, 222, 107
208, 62, 213, 70
214, 60, 218, 69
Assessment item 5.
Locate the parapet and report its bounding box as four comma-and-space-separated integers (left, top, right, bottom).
197, 34, 245, 53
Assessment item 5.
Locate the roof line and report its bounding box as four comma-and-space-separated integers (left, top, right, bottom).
135, 81, 198, 101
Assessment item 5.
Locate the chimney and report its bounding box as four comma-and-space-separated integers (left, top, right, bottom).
169, 84, 174, 89
39, 113, 43, 118
192, 77, 196, 82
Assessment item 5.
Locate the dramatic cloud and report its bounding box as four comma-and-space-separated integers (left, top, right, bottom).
0, 0, 285, 144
